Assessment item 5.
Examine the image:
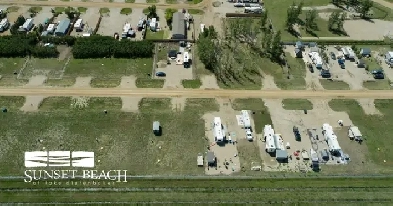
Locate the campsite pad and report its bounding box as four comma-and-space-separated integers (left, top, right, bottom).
236, 115, 244, 126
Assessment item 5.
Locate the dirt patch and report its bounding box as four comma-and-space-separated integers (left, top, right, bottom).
20, 96, 46, 112
72, 77, 92, 88
261, 98, 353, 172
58, 46, 72, 61
171, 98, 186, 111
24, 75, 47, 87
262, 75, 280, 90
203, 99, 241, 175
200, 75, 219, 89
119, 76, 141, 112
356, 98, 382, 115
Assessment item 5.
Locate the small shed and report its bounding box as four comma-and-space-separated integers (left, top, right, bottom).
295, 41, 303, 50
276, 150, 288, 162
360, 48, 371, 57
197, 153, 203, 167
207, 151, 216, 166
295, 48, 303, 58
153, 121, 161, 136
357, 59, 366, 68
308, 42, 317, 48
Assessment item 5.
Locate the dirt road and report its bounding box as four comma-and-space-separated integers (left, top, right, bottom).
1, 87, 393, 98
0, 0, 209, 9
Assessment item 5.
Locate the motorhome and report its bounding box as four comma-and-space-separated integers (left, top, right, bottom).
322, 123, 341, 155
213, 117, 225, 142
241, 110, 251, 129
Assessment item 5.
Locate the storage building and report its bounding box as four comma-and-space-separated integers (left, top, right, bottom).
197, 153, 203, 167
206, 151, 216, 166
153, 121, 161, 136
0, 18, 9, 32
348, 126, 362, 141
22, 18, 34, 31
171, 12, 186, 39
276, 150, 288, 162
55, 19, 70, 36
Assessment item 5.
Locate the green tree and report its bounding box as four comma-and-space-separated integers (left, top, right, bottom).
331, 0, 343, 6
197, 36, 218, 71
286, 4, 298, 31
260, 10, 268, 29
270, 31, 283, 62
64, 7, 78, 20
262, 29, 272, 54
360, 0, 373, 18
328, 11, 340, 30
305, 9, 318, 31
147, 5, 158, 19
164, 8, 177, 26
295, 1, 304, 18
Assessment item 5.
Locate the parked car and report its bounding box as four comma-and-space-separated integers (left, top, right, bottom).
155, 72, 166, 77
340, 64, 345, 69
330, 52, 336, 60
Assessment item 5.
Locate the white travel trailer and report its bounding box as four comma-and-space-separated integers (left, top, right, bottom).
46, 24, 56, 33
213, 117, 225, 142
273, 134, 285, 150
264, 125, 276, 153
0, 18, 9, 32
322, 123, 342, 154
245, 6, 263, 13
241, 110, 251, 129
74, 19, 83, 32
22, 18, 34, 31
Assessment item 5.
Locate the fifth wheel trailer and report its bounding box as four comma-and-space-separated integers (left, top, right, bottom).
22, 18, 34, 31
213, 117, 225, 142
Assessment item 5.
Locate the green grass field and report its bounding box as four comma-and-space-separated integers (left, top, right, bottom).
363, 79, 392, 90
329, 99, 393, 167
282, 99, 313, 110
319, 79, 350, 90
145, 30, 165, 40
182, 79, 202, 88
1, 178, 393, 203
0, 97, 220, 176
0, 58, 28, 86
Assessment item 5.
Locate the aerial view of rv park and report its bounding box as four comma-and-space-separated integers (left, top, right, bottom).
2, 0, 393, 204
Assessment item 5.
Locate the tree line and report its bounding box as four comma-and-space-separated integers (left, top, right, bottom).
72, 36, 154, 59
286, 0, 374, 36
197, 13, 284, 86
0, 35, 58, 58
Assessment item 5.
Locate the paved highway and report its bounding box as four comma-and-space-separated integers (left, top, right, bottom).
0, 87, 392, 98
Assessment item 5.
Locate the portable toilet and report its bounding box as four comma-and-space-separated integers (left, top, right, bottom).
153, 121, 161, 136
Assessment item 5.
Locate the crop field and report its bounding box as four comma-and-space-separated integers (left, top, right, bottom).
0, 97, 220, 176
1, 178, 393, 203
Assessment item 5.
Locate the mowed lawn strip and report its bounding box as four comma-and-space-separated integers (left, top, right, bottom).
1, 191, 393, 203
0, 98, 218, 176
282, 99, 313, 110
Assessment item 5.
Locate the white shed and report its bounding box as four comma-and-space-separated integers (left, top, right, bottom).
348, 126, 362, 140
22, 18, 34, 31
197, 153, 203, 166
